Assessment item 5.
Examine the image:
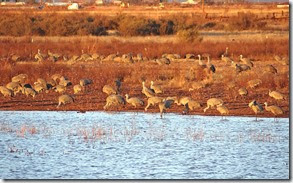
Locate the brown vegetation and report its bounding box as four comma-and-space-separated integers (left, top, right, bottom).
0, 9, 288, 37
0, 35, 289, 60
0, 4, 289, 117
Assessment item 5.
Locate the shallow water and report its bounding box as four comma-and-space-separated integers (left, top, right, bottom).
0, 111, 289, 179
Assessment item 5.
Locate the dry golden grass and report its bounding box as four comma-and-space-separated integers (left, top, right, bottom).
0, 33, 288, 61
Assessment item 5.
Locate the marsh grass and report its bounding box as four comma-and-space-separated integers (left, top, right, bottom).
0, 36, 288, 60
0, 11, 287, 37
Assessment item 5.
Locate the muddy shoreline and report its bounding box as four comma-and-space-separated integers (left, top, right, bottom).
0, 88, 289, 118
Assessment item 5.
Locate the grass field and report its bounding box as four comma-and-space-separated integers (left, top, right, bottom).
0, 3, 289, 117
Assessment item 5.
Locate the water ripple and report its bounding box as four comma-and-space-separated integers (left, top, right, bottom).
0, 111, 289, 179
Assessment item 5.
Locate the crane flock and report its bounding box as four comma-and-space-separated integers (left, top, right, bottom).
0, 48, 288, 121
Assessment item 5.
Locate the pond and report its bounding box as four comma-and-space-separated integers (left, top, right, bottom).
0, 111, 289, 179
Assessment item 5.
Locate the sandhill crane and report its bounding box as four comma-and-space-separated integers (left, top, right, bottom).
51, 74, 62, 83
122, 53, 134, 63
104, 53, 118, 61
59, 77, 72, 87
68, 55, 80, 64
80, 50, 93, 62
239, 55, 254, 67
80, 78, 93, 92
48, 50, 60, 62
22, 87, 37, 98
12, 74, 28, 84
47, 78, 57, 88
175, 96, 194, 114
158, 99, 174, 118
34, 49, 45, 62
36, 78, 48, 89
142, 81, 155, 98
91, 53, 100, 60
73, 84, 82, 94
175, 96, 191, 106
54, 85, 66, 93
176, 96, 201, 112
57, 94, 74, 108
0, 86, 13, 97
197, 54, 205, 66
247, 79, 262, 89
150, 81, 163, 94
248, 100, 263, 121
185, 53, 195, 59
125, 94, 144, 108
136, 53, 143, 62
6, 82, 22, 95
184, 100, 202, 114
224, 47, 229, 56
103, 94, 125, 110
189, 81, 207, 91
238, 87, 248, 98
207, 56, 216, 73
269, 90, 285, 100
231, 61, 251, 73
163, 53, 180, 60
216, 104, 229, 120
173, 54, 181, 59
80, 79, 92, 87
34, 83, 48, 93
264, 65, 277, 74
221, 55, 233, 65
102, 85, 117, 95
264, 102, 284, 121
11, 54, 20, 62
155, 58, 171, 65
63, 55, 69, 61
203, 98, 223, 113
197, 55, 216, 80
145, 96, 164, 111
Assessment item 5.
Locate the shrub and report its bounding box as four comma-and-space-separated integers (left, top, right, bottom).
228, 12, 265, 30
117, 16, 147, 36
0, 11, 281, 37
159, 20, 174, 35
117, 16, 160, 36
176, 26, 202, 43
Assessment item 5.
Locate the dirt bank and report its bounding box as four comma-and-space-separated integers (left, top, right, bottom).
0, 59, 289, 118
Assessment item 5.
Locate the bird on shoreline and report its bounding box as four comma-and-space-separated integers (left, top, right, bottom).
248, 100, 263, 121
216, 104, 229, 120
264, 102, 284, 122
